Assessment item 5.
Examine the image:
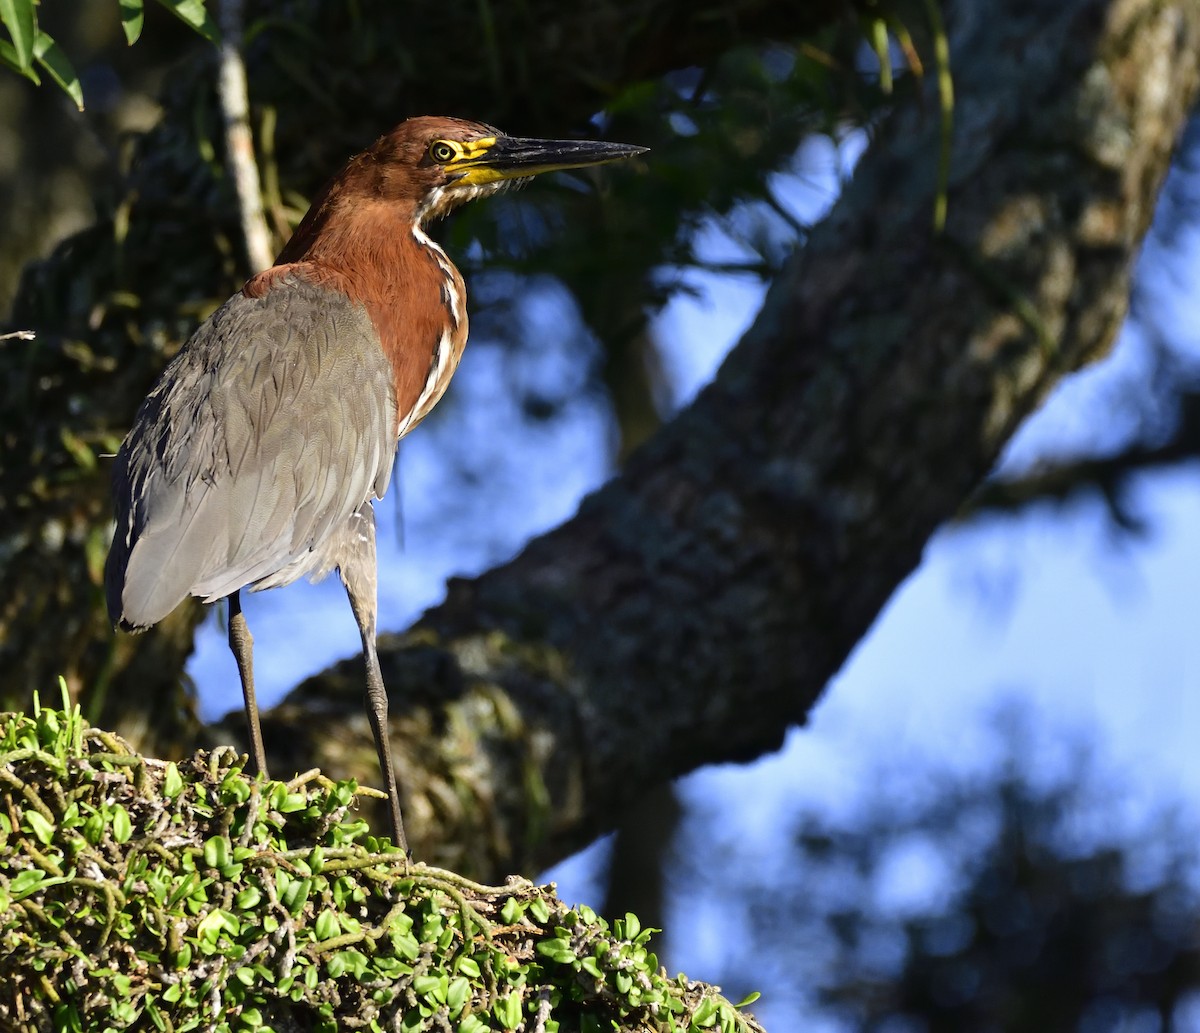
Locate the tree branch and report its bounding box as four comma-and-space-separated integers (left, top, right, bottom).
262, 0, 1200, 879
0, 0, 858, 745
218, 0, 273, 273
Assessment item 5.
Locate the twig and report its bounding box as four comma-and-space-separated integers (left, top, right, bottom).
0, 330, 36, 342
217, 0, 274, 273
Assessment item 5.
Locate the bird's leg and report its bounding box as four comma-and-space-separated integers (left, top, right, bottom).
361, 625, 408, 853
341, 506, 408, 852
228, 590, 268, 778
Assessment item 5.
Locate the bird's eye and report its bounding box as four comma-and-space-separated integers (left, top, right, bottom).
429, 141, 458, 163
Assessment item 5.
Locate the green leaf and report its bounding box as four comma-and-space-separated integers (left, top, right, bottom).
10, 867, 45, 897
196, 908, 239, 947
314, 910, 339, 941
528, 897, 551, 924
153, 0, 220, 45
500, 896, 524, 924
163, 762, 183, 799
691, 996, 718, 1027
32, 29, 82, 110
82, 812, 105, 845
446, 976, 470, 1014
281, 876, 311, 915
733, 991, 761, 1008
536, 938, 573, 960
624, 912, 640, 940
203, 835, 229, 870
110, 803, 133, 843
24, 809, 53, 845
494, 991, 522, 1030
412, 973, 445, 1001
326, 949, 368, 980
0, 0, 35, 71
120, 0, 144, 44
235, 886, 261, 910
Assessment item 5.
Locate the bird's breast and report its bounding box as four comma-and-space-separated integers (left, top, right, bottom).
244, 214, 469, 443
394, 227, 468, 437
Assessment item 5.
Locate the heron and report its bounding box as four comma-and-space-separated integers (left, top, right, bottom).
105, 116, 646, 850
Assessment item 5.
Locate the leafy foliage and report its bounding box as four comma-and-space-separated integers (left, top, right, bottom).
0, 696, 763, 1032
0, 0, 217, 109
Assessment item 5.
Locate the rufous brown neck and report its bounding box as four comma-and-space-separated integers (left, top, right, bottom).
244, 190, 461, 439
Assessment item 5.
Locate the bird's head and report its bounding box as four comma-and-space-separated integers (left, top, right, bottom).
358, 115, 648, 223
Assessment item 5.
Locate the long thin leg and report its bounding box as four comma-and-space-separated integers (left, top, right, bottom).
361, 630, 407, 852
341, 506, 408, 851
228, 589, 268, 777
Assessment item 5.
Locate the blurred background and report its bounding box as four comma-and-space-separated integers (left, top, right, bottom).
4, 4, 1200, 1030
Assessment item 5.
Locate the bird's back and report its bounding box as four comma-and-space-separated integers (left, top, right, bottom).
106, 273, 398, 630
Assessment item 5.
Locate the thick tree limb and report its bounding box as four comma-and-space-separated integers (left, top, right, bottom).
264, 0, 1200, 879
0, 1, 856, 743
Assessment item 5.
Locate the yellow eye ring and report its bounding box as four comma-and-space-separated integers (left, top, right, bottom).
429, 141, 458, 163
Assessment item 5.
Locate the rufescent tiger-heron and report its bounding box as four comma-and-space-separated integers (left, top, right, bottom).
105, 116, 647, 851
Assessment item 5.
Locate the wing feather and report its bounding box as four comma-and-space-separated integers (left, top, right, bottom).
106, 273, 399, 629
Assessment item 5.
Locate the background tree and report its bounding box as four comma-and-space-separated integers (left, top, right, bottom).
692, 706, 1200, 1032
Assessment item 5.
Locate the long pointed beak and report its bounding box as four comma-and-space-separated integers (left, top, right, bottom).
455, 136, 648, 185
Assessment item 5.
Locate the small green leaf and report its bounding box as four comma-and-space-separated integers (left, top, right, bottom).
281, 876, 311, 915
446, 976, 470, 1014
203, 835, 229, 870
536, 938, 573, 960
163, 762, 183, 799
110, 803, 133, 843
494, 991, 522, 1030
82, 811, 105, 845
119, 0, 144, 44
326, 949, 368, 980
235, 886, 261, 910
276, 791, 307, 813
153, 0, 219, 45
733, 991, 761, 1008
32, 30, 82, 110
412, 973, 445, 1001
196, 908, 239, 947
314, 910, 339, 941
10, 867, 45, 897
0, 0, 35, 71
500, 897, 524, 924
528, 897, 550, 924
24, 809, 53, 845
691, 996, 718, 1027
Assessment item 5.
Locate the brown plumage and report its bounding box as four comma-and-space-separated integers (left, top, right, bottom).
106, 115, 646, 850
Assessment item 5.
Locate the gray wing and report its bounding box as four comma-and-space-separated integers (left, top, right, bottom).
106, 274, 397, 629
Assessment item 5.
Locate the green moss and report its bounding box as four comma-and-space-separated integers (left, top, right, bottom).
0, 695, 763, 1033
